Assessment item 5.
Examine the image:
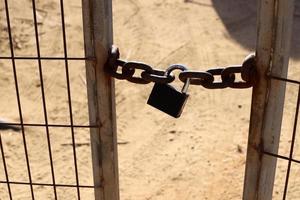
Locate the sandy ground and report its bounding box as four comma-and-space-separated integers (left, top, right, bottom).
0, 0, 300, 199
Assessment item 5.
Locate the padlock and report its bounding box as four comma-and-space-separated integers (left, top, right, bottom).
147, 64, 190, 118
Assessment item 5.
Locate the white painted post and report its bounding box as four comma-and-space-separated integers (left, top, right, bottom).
82, 0, 119, 199
243, 0, 295, 200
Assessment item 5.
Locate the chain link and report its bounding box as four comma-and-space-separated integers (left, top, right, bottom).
141, 69, 175, 84
105, 45, 256, 89
122, 62, 153, 84
179, 70, 213, 85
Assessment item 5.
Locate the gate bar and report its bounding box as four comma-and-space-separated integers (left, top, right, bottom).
82, 0, 120, 199
243, 0, 295, 200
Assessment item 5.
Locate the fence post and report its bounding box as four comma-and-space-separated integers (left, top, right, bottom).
243, 0, 295, 200
82, 0, 119, 200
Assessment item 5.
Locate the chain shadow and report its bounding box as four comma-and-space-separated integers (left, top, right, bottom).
186, 0, 300, 59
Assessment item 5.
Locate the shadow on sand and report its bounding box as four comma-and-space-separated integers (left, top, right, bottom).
187, 0, 300, 59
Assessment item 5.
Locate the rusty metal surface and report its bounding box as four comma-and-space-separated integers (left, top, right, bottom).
106, 45, 256, 89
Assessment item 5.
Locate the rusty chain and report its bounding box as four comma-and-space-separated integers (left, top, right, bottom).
105, 45, 256, 89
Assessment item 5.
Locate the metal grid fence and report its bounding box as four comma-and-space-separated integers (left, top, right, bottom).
0, 0, 299, 200
0, 0, 98, 199
264, 74, 300, 200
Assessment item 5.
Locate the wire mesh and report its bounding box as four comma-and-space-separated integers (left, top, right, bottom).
264, 74, 300, 200
0, 0, 96, 199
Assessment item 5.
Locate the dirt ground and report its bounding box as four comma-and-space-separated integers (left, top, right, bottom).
0, 0, 300, 199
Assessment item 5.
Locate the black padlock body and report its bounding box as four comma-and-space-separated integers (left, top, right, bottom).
147, 83, 189, 118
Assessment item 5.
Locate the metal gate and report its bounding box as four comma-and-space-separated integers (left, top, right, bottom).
0, 0, 299, 200
0, 0, 118, 199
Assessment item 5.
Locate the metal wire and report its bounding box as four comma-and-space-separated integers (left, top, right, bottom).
0, 56, 95, 61
59, 0, 81, 199
4, 0, 35, 199
31, 0, 57, 198
0, 134, 12, 200
0, 122, 99, 128
0, 181, 96, 189
264, 74, 300, 199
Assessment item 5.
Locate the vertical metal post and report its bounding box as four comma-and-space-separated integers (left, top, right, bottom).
82, 0, 119, 200
243, 0, 295, 200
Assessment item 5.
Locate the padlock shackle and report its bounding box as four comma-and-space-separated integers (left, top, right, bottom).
165, 64, 190, 94
182, 78, 190, 94
165, 64, 188, 76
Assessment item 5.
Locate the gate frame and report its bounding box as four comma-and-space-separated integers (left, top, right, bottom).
243, 0, 295, 199
82, 0, 120, 199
